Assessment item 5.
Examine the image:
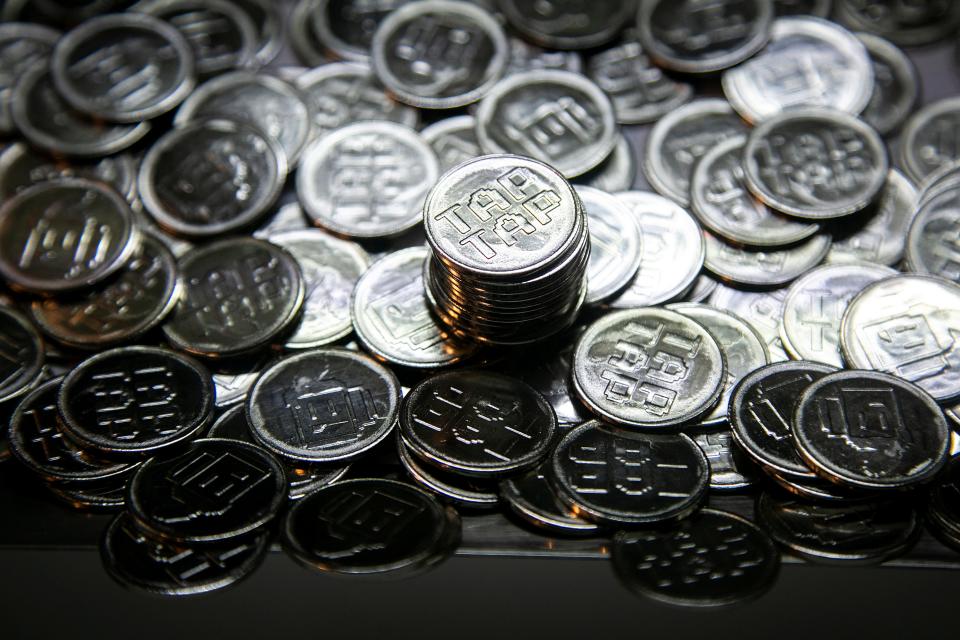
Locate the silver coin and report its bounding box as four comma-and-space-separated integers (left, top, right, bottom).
497, 0, 637, 50
298, 121, 438, 239
578, 186, 642, 305
900, 97, 960, 186
476, 70, 618, 179
270, 229, 370, 350
607, 191, 705, 308
691, 136, 820, 248
585, 41, 693, 125
856, 33, 918, 137
918, 160, 960, 207
231, 0, 283, 67
351, 246, 476, 368
499, 464, 599, 534
692, 430, 759, 491
721, 17, 873, 123
51, 13, 196, 122
397, 437, 499, 509
669, 303, 769, 427
175, 71, 313, 167
643, 99, 747, 207
0, 143, 136, 203
139, 119, 286, 238
835, 0, 960, 47
371, 0, 508, 110
573, 308, 726, 428
907, 185, 960, 282
767, 468, 874, 502
311, 0, 414, 63
703, 231, 832, 288
683, 273, 719, 303
573, 134, 636, 194
0, 306, 46, 405
773, 0, 832, 16
709, 283, 791, 362
421, 115, 483, 174
0, 22, 59, 135
212, 361, 265, 408
505, 37, 583, 75
254, 202, 311, 239
841, 274, 960, 403
743, 108, 888, 220
290, 0, 329, 66
781, 262, 897, 366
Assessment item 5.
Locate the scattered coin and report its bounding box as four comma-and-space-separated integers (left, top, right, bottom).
310, 0, 411, 63
0, 22, 59, 135
692, 430, 759, 491
683, 273, 719, 304
233, 0, 282, 66
856, 32, 919, 136
926, 456, 960, 551
899, 97, 960, 185
573, 134, 637, 193
0, 143, 136, 202
497, 0, 637, 50
397, 438, 500, 509
709, 283, 790, 362
0, 306, 45, 405
499, 463, 598, 534
906, 184, 960, 283
422, 115, 484, 174
835, 0, 960, 47
505, 36, 583, 75
48, 474, 131, 511
703, 231, 832, 288
773, 0, 832, 16
578, 186, 642, 305
290, 0, 328, 66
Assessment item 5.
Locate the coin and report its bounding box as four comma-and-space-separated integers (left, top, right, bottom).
709, 283, 790, 362
906, 185, 960, 283
233, 0, 282, 66
692, 430, 759, 491
729, 361, 837, 479
246, 348, 401, 463
298, 121, 438, 239
926, 456, 960, 549
476, 70, 618, 179
290, 0, 329, 66
856, 33, 918, 137
212, 357, 266, 408
48, 474, 131, 511
683, 273, 719, 303
793, 371, 951, 490
573, 134, 637, 193
578, 186, 642, 305
703, 231, 832, 288
835, 0, 960, 46
499, 463, 598, 534
573, 308, 725, 428
0, 143, 136, 203
780, 262, 897, 366
51, 13, 196, 122
397, 437, 500, 509
505, 36, 583, 75
773, 0, 832, 16
643, 99, 747, 207
721, 16, 873, 123
900, 97, 960, 185
550, 421, 709, 525
164, 238, 305, 359
613, 509, 779, 607
497, 0, 637, 50
0, 22, 59, 135
310, 0, 413, 63
767, 469, 873, 502
421, 116, 482, 174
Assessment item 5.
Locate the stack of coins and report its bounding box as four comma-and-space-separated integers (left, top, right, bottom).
423, 155, 589, 346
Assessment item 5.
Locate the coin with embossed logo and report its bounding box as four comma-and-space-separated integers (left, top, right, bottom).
856, 33, 918, 137
900, 97, 960, 186
0, 143, 136, 203
500, 463, 598, 534
421, 116, 482, 174
906, 185, 960, 283
703, 231, 832, 288
497, 0, 637, 50
0, 306, 45, 405
0, 22, 59, 135
709, 283, 790, 362
578, 186, 642, 305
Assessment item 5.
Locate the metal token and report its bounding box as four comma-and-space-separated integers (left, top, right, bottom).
835, 0, 960, 47
906, 185, 960, 283
573, 308, 726, 428
0, 178, 140, 294
840, 274, 960, 403
246, 348, 401, 463
926, 456, 960, 550
643, 99, 747, 207
127, 438, 287, 542
721, 17, 873, 123
578, 186, 642, 305
703, 231, 832, 288
505, 37, 583, 75
476, 70, 618, 179
856, 33, 918, 137
497, 0, 637, 50
573, 134, 636, 194
212, 357, 266, 408
692, 430, 759, 491
900, 97, 960, 186
0, 143, 136, 203
793, 371, 951, 490
310, 0, 413, 63
743, 108, 888, 220
298, 121, 438, 239
613, 509, 779, 607
233, 0, 283, 66
729, 361, 837, 479
421, 116, 483, 174
607, 191, 705, 308
397, 437, 500, 509
0, 22, 59, 135
767, 469, 872, 502
709, 284, 790, 362
0, 306, 45, 405
550, 421, 709, 525
772, 0, 832, 16
51, 13, 196, 122
30, 235, 181, 350
499, 463, 598, 534
351, 247, 476, 369
371, 0, 508, 110
290, 0, 329, 66
780, 262, 897, 366
683, 273, 719, 303
401, 371, 556, 477
638, 0, 773, 74
254, 202, 311, 239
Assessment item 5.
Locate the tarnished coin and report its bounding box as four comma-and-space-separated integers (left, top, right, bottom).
709, 283, 790, 362
499, 463, 598, 534
574, 134, 637, 194
578, 186, 642, 305
856, 33, 918, 137
351, 247, 476, 369
298, 121, 438, 239
638, 0, 773, 74
773, 0, 832, 16
613, 509, 779, 607
476, 70, 617, 179
310, 0, 413, 63
835, 0, 960, 47
0, 22, 59, 135
0, 143, 136, 203
900, 97, 960, 185
421, 116, 482, 174
401, 371, 556, 477
585, 42, 693, 125
721, 17, 873, 123
58, 346, 214, 456
743, 108, 888, 220
371, 1, 508, 109
163, 238, 305, 359
551, 421, 709, 525
397, 438, 499, 509
692, 430, 759, 491
669, 303, 769, 426
51, 13, 196, 122
780, 262, 896, 366
268, 229, 369, 349
841, 274, 960, 403
907, 185, 960, 283
128, 438, 286, 542
729, 361, 837, 479
703, 231, 832, 288
497, 0, 637, 50
0, 306, 45, 405
573, 308, 725, 428
643, 99, 747, 207
608, 191, 705, 308
246, 348, 401, 463
0, 178, 139, 294
505, 36, 583, 75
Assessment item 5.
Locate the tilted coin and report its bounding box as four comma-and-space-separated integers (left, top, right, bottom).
246, 348, 401, 463
793, 371, 951, 490
254, 202, 311, 239
780, 262, 897, 366
835, 0, 960, 46
573, 308, 725, 428
0, 143, 136, 203
550, 421, 709, 525
49, 474, 131, 511
212, 358, 265, 408
51, 13, 196, 122
0, 178, 140, 294
298, 121, 438, 239
683, 273, 719, 303
499, 463, 598, 534
856, 33, 918, 137
767, 468, 873, 502
0, 22, 59, 135
578, 186, 642, 305
900, 97, 960, 185
643, 99, 747, 207
709, 283, 790, 362
703, 231, 832, 288
233, 0, 283, 66
721, 16, 873, 123
743, 108, 888, 220
58, 346, 214, 456
164, 238, 305, 359
729, 361, 837, 479
918, 160, 960, 207
497, 0, 637, 50
290, 0, 329, 66
772, 0, 832, 16
926, 456, 960, 548
310, 0, 413, 63
906, 184, 960, 283
505, 36, 583, 75
613, 509, 779, 607
840, 274, 960, 403
127, 438, 287, 542
0, 306, 45, 405
421, 116, 482, 174
476, 70, 618, 179
401, 371, 556, 477
692, 430, 759, 491
397, 438, 500, 509
573, 134, 637, 194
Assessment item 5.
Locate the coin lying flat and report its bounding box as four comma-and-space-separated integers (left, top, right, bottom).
0, 22, 59, 135
499, 463, 598, 534
703, 231, 832, 288
683, 273, 719, 303
0, 306, 45, 405
397, 438, 499, 509
899, 97, 960, 185
709, 283, 790, 362
497, 0, 636, 50
692, 430, 759, 491
856, 33, 918, 137
835, 0, 960, 47
578, 186, 642, 305
0, 143, 136, 203
421, 116, 483, 174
